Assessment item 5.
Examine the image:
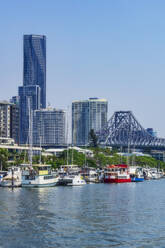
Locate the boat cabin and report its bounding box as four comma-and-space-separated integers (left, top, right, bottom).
32, 164, 52, 175
104, 164, 129, 175
104, 164, 131, 183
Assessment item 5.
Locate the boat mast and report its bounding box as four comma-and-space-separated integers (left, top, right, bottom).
39, 136, 42, 164
85, 149, 87, 167
39, 111, 43, 165
66, 106, 69, 166
71, 145, 73, 165
28, 97, 33, 167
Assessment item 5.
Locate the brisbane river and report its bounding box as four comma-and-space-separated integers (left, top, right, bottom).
0, 181, 165, 248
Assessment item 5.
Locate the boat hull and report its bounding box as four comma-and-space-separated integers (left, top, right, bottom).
22, 175, 59, 188
131, 177, 144, 182
104, 178, 131, 183
1, 181, 21, 187
58, 175, 86, 186
22, 182, 57, 187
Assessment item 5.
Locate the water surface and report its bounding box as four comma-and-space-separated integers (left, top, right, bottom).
0, 180, 165, 247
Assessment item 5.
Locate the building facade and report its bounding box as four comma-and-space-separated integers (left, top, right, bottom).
10, 96, 19, 105
0, 101, 11, 138
10, 96, 20, 144
33, 108, 66, 147
23, 34, 46, 108
19, 85, 41, 144
10, 103, 19, 144
72, 98, 108, 146
0, 101, 19, 144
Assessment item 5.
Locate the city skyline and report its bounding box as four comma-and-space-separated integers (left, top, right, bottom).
1, 1, 165, 137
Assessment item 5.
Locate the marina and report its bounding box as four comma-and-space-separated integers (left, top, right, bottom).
0, 164, 164, 188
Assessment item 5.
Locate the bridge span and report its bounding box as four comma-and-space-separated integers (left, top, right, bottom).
97, 111, 165, 150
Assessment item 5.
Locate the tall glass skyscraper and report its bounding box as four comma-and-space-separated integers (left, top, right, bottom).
19, 34, 46, 144
19, 85, 41, 144
72, 98, 108, 146
23, 35, 46, 108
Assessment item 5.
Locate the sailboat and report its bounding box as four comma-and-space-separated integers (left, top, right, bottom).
21, 98, 59, 187
58, 108, 86, 186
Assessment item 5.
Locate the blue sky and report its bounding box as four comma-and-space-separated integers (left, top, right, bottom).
1, 0, 165, 136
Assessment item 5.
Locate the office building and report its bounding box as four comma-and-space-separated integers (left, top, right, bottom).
33, 108, 66, 147
72, 98, 108, 146
23, 34, 46, 108
19, 85, 41, 144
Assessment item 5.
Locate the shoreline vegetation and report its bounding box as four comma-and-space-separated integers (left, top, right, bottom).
0, 147, 165, 171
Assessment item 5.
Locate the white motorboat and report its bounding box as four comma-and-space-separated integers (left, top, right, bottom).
22, 164, 59, 187
1, 166, 22, 187
150, 168, 162, 179
58, 164, 86, 186
60, 174, 86, 186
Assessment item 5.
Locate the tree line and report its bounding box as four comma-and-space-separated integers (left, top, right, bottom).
0, 147, 165, 170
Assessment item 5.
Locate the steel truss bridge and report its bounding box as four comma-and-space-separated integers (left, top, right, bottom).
97, 111, 165, 149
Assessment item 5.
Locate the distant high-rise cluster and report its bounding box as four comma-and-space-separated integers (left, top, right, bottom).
18, 34, 66, 147
0, 35, 109, 148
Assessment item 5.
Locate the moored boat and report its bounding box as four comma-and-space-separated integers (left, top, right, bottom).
131, 177, 144, 182
81, 168, 99, 183
60, 174, 86, 186
1, 166, 22, 187
22, 164, 59, 187
104, 164, 131, 183
130, 166, 144, 182
58, 165, 86, 186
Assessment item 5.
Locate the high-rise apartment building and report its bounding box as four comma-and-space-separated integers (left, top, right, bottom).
19, 85, 41, 144
0, 101, 19, 144
72, 98, 108, 146
33, 108, 66, 147
0, 101, 11, 138
10, 99, 20, 144
23, 35, 46, 108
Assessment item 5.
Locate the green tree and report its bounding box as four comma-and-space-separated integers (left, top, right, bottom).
89, 129, 98, 147
0, 148, 9, 170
